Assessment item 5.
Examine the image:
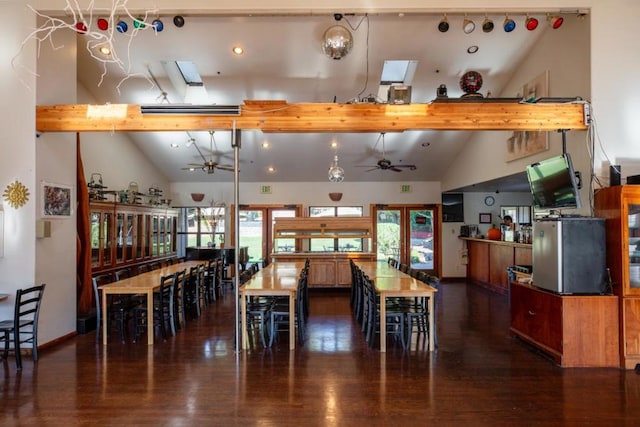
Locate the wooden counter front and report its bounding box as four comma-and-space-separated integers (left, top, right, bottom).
461, 238, 532, 294
271, 252, 375, 288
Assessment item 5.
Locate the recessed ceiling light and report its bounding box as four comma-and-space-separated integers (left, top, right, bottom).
98, 45, 111, 56
331, 141, 338, 148
268, 166, 275, 173
467, 45, 479, 54
170, 143, 179, 148
232, 46, 244, 55
262, 141, 270, 149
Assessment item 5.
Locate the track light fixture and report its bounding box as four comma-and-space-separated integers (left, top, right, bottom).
525, 15, 539, 31
173, 15, 185, 28
152, 18, 164, 32
482, 14, 494, 33
462, 14, 475, 34
438, 14, 449, 33
547, 14, 564, 29
503, 14, 516, 32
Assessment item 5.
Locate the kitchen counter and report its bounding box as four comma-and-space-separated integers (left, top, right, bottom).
461, 238, 532, 294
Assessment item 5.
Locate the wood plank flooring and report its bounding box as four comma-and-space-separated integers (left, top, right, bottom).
2, 281, 640, 425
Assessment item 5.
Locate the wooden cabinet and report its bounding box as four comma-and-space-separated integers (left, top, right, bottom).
272, 253, 376, 287
271, 217, 374, 287
595, 185, 640, 368
510, 281, 619, 367
90, 202, 178, 275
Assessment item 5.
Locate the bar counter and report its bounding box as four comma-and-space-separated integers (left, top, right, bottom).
460, 237, 532, 294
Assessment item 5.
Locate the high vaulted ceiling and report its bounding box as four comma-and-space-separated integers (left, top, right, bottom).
73, 11, 578, 187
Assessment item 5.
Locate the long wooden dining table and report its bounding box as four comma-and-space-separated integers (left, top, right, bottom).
239, 262, 305, 351
356, 261, 438, 352
98, 260, 203, 345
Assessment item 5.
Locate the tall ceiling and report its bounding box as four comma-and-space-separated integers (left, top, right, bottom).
74, 11, 568, 187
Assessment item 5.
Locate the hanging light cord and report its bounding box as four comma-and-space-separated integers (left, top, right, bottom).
341, 14, 370, 102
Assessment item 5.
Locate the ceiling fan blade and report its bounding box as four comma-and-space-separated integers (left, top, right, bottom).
355, 164, 378, 168
389, 167, 403, 172
365, 167, 380, 172
217, 165, 235, 171
393, 164, 417, 170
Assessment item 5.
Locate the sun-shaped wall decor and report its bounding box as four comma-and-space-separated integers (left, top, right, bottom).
3, 180, 30, 209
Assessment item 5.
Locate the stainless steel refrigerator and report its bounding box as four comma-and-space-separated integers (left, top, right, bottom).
532, 217, 606, 294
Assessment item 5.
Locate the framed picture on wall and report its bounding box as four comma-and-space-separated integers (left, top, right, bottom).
479, 213, 492, 224
42, 182, 73, 218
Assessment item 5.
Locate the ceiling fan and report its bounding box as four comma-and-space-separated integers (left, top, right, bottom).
182, 131, 234, 174
357, 132, 417, 172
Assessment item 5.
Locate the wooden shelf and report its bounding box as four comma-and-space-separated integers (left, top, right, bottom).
273, 217, 372, 240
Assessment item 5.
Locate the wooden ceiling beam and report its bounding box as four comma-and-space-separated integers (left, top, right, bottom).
35, 101, 588, 133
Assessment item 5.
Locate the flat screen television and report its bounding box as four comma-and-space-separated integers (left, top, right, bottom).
525, 153, 581, 210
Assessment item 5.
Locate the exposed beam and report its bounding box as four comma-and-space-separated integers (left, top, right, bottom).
35, 101, 588, 133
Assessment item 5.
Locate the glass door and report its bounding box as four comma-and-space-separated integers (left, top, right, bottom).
233, 205, 301, 266
373, 204, 439, 274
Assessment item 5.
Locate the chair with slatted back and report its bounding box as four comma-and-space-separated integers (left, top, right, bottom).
363, 276, 405, 349
93, 274, 133, 343
268, 271, 308, 348
133, 273, 175, 341
184, 265, 201, 319
0, 284, 46, 369
172, 269, 187, 332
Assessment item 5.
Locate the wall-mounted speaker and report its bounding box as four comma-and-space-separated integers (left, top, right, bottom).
610, 165, 621, 186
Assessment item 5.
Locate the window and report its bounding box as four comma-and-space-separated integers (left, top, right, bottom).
177, 206, 226, 252
308, 206, 363, 252
500, 205, 532, 225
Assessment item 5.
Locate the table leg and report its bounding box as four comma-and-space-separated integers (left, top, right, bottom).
241, 292, 248, 350
289, 291, 295, 351
147, 290, 154, 345
380, 293, 387, 353
102, 291, 108, 345
428, 292, 434, 351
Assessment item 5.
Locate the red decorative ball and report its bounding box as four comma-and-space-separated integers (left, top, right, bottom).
75, 22, 87, 33
460, 71, 483, 94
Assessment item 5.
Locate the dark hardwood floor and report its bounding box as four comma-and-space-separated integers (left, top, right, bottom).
2, 281, 640, 425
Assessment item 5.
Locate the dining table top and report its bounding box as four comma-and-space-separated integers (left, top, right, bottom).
98, 260, 204, 292
355, 261, 437, 294
240, 261, 305, 294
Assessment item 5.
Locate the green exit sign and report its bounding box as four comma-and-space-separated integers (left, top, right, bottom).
260, 185, 272, 194
401, 185, 412, 193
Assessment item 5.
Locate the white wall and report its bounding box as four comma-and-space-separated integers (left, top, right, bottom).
591, 1, 640, 182
78, 85, 170, 194
35, 18, 78, 342
0, 2, 37, 325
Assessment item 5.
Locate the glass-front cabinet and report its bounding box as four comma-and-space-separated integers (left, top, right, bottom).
595, 185, 640, 369
89, 202, 178, 275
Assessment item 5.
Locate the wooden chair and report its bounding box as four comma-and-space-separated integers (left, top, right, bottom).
0, 284, 46, 369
